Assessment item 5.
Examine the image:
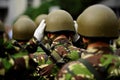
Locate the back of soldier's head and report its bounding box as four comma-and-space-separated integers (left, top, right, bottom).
77, 4, 119, 39
13, 17, 36, 41
35, 14, 47, 27
45, 10, 75, 34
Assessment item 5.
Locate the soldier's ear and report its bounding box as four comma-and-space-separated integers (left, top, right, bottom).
47, 33, 51, 38
47, 33, 55, 39
82, 37, 89, 43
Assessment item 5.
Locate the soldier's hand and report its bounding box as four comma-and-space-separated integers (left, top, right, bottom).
38, 64, 54, 76
34, 19, 46, 41
72, 20, 80, 42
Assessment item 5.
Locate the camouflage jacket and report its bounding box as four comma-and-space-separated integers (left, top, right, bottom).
57, 46, 120, 80
34, 37, 82, 80
28, 36, 82, 66
0, 39, 17, 58
0, 38, 37, 57
50, 37, 81, 63
41, 35, 51, 49
25, 36, 51, 53
0, 37, 52, 80
0, 39, 39, 80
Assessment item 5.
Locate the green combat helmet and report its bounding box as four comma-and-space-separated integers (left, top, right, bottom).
77, 4, 119, 38
45, 10, 75, 33
0, 20, 4, 32
13, 17, 36, 41
35, 14, 47, 26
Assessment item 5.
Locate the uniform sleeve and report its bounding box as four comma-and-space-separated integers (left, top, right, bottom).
56, 61, 94, 80
51, 44, 81, 64
26, 37, 38, 53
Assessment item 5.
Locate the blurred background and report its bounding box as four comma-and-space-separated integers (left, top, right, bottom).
0, 0, 120, 34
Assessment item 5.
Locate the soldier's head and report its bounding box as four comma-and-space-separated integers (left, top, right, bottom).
35, 14, 47, 27
45, 10, 75, 40
77, 4, 119, 44
13, 17, 36, 42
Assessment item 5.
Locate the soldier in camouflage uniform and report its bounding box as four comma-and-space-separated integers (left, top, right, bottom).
29, 10, 83, 79
0, 17, 39, 80
44, 10, 82, 62
0, 15, 52, 80
0, 20, 24, 79
56, 4, 120, 80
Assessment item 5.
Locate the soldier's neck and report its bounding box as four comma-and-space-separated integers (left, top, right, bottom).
53, 35, 67, 41
87, 42, 109, 49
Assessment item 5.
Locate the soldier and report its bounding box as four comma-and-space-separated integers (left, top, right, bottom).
0, 19, 24, 79
0, 17, 38, 80
32, 10, 82, 79
44, 10, 82, 63
12, 16, 38, 53
56, 4, 120, 80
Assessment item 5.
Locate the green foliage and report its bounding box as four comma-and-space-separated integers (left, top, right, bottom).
58, 0, 103, 19
23, 7, 36, 20
23, 0, 103, 20
23, 0, 59, 20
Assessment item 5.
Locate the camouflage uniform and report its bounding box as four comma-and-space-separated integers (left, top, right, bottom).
0, 38, 48, 80
42, 35, 51, 49
30, 10, 83, 80
44, 10, 82, 63
0, 17, 40, 80
0, 42, 38, 80
25, 35, 82, 80
56, 47, 120, 80
50, 37, 81, 63
56, 4, 120, 80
